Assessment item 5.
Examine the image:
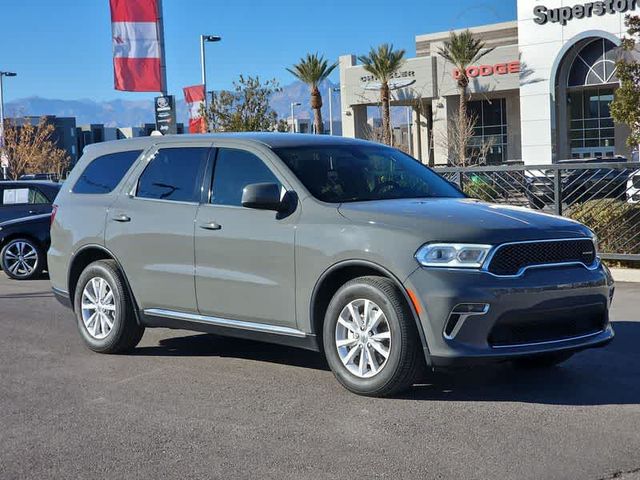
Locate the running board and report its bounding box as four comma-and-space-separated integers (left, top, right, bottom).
143, 308, 307, 338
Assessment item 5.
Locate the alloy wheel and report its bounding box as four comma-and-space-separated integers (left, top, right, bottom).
335, 298, 392, 378
4, 241, 38, 278
81, 277, 116, 340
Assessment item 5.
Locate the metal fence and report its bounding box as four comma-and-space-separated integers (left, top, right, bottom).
434, 161, 640, 263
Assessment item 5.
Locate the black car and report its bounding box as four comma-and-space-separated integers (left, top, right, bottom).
526, 157, 635, 209
0, 181, 61, 223
0, 213, 52, 280
18, 173, 60, 182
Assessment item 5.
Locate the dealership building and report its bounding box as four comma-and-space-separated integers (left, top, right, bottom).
339, 0, 637, 165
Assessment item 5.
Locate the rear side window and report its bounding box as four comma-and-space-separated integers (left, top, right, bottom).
73, 150, 142, 194
211, 148, 280, 206
136, 147, 209, 203
1, 187, 49, 205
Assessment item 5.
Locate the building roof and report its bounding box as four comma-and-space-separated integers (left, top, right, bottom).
415, 20, 518, 57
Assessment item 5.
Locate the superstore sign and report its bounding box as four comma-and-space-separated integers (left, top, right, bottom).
534, 0, 638, 25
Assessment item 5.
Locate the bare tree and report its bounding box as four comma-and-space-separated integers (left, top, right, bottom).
362, 122, 387, 144
476, 135, 496, 165
437, 111, 494, 167
1, 117, 70, 180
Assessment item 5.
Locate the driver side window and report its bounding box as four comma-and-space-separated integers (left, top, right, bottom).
211, 148, 280, 206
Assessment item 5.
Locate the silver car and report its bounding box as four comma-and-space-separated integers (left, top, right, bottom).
628, 170, 640, 204
49, 133, 614, 397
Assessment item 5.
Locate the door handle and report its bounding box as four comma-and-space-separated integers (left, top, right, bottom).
199, 221, 222, 231
112, 214, 131, 223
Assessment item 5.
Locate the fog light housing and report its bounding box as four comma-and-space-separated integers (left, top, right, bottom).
444, 303, 490, 340
451, 303, 489, 314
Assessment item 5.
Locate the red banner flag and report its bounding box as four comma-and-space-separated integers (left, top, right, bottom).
110, 0, 164, 92
183, 85, 206, 133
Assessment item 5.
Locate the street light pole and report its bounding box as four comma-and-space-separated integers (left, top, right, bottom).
328, 86, 340, 136
290, 102, 301, 133
328, 87, 333, 136
200, 34, 207, 88
0, 71, 17, 180
406, 106, 412, 155
199, 34, 221, 131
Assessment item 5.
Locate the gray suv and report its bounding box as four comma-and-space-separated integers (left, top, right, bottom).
49, 133, 615, 397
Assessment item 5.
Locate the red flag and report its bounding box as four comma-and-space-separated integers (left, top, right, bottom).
183, 85, 206, 133
110, 0, 164, 92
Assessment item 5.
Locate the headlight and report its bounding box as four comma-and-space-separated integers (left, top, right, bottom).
415, 243, 493, 269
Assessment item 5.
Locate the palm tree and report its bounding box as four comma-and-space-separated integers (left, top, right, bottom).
287, 53, 337, 134
437, 30, 494, 165
358, 44, 405, 146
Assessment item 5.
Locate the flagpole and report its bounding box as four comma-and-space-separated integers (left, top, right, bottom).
156, 0, 168, 95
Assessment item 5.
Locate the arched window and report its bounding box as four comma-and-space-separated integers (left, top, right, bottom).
567, 38, 618, 88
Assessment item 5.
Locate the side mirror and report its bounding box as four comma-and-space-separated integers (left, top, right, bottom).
241, 183, 283, 211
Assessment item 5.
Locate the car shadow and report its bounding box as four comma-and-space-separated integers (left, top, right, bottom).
132, 333, 330, 371
0, 291, 54, 299
0, 272, 49, 281
403, 320, 640, 405
133, 321, 640, 405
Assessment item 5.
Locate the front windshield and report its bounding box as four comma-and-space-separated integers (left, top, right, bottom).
273, 144, 464, 203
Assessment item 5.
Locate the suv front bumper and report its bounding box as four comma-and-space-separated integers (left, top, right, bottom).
404, 263, 615, 367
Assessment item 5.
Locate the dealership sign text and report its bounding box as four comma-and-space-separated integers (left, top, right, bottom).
534, 0, 638, 26
453, 61, 520, 80
360, 70, 415, 83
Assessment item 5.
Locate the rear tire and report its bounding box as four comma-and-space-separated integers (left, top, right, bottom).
74, 260, 144, 353
512, 351, 574, 369
1, 238, 45, 280
323, 276, 422, 397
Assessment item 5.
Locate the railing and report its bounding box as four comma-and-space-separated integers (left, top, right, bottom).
434, 161, 640, 263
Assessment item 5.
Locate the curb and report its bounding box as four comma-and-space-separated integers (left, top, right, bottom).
609, 268, 640, 283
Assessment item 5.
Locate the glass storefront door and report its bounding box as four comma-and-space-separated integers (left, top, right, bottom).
568, 87, 615, 159
565, 38, 618, 159
467, 98, 507, 165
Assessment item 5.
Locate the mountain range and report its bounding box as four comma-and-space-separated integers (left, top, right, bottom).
4, 80, 343, 128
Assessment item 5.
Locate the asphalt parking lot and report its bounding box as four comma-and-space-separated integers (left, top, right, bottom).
1, 275, 639, 480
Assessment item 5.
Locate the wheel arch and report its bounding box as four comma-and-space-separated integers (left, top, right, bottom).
1, 233, 44, 252
309, 259, 430, 360
67, 244, 142, 325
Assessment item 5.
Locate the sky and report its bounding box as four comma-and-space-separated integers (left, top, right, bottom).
0, 0, 516, 103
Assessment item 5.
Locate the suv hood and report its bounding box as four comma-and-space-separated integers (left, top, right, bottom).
338, 198, 592, 244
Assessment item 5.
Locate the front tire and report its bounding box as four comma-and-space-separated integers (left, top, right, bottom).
1, 238, 45, 280
74, 260, 144, 353
323, 276, 422, 397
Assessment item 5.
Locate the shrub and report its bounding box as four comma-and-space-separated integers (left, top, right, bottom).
566, 199, 640, 255
463, 174, 498, 202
